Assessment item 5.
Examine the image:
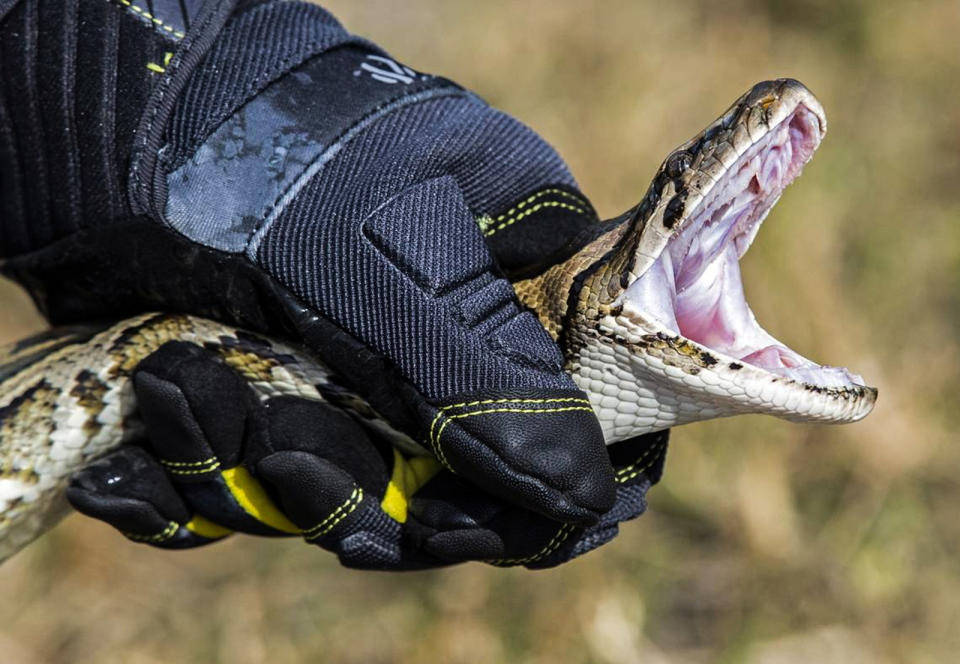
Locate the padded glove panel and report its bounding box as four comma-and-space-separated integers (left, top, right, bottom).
164, 46, 461, 253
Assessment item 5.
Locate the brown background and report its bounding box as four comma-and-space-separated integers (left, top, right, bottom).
2, 1, 959, 661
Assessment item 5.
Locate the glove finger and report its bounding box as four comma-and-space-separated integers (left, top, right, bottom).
133, 341, 299, 536
256, 450, 365, 542
261, 398, 511, 568
523, 430, 671, 569
257, 396, 422, 568
134, 340, 254, 469
258, 396, 392, 495
408, 472, 579, 566
67, 447, 231, 548
410, 431, 668, 568
256, 446, 454, 571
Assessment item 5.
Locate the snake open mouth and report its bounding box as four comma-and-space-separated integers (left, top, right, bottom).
621, 102, 866, 391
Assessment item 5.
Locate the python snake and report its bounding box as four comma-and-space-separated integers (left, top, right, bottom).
0, 79, 877, 563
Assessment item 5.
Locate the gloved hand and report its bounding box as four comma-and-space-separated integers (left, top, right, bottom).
66, 341, 667, 570
1, 0, 626, 524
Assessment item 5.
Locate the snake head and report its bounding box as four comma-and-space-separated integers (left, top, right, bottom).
518, 79, 877, 442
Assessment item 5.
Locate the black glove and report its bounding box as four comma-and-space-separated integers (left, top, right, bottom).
1, 0, 626, 525
67, 341, 667, 570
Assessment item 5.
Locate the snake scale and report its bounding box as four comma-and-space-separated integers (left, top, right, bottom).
0, 79, 877, 563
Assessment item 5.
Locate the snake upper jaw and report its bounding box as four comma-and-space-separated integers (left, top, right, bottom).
566, 79, 876, 442
612, 79, 828, 297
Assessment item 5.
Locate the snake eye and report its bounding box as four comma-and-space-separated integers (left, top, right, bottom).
665, 151, 692, 178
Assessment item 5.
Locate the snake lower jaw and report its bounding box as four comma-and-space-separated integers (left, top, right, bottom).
573, 308, 877, 444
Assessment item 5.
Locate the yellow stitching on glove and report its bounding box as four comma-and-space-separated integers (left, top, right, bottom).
477, 188, 588, 233
490, 523, 576, 566
429, 419, 453, 470
220, 466, 301, 534
430, 399, 593, 470
164, 461, 221, 475
485, 201, 588, 237
146, 51, 174, 74
441, 397, 591, 411
616, 445, 665, 483
114, 0, 185, 39
160, 456, 217, 468
124, 520, 178, 543
428, 399, 590, 459
615, 440, 666, 481
303, 487, 364, 541
450, 406, 594, 418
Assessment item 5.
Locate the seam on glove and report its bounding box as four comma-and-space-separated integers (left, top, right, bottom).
110, 0, 185, 40
479, 188, 589, 236
428, 403, 595, 470
484, 200, 588, 237
303, 487, 364, 541
123, 520, 179, 543
484, 200, 590, 237
160, 456, 217, 468
428, 396, 593, 454
161, 459, 221, 475
490, 522, 576, 566
159, 455, 218, 468
438, 396, 591, 411
615, 440, 667, 484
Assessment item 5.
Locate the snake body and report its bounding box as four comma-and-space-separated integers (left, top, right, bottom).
0, 79, 877, 563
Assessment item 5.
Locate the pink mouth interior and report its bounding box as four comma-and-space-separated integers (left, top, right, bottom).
624, 107, 864, 388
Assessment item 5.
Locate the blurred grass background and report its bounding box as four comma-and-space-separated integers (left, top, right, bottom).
1, 0, 959, 661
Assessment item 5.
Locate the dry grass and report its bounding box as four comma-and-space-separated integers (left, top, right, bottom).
2, 0, 959, 661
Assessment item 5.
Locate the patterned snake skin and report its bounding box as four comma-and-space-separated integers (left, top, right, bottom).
0, 79, 877, 563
